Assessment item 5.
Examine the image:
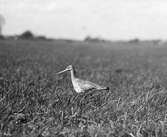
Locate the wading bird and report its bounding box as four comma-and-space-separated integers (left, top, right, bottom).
57, 65, 109, 93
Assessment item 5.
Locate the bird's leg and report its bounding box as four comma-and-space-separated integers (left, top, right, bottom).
71, 92, 81, 106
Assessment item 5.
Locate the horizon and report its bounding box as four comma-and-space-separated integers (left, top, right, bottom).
1, 0, 167, 40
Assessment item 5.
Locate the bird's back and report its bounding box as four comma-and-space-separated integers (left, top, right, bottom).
73, 78, 108, 93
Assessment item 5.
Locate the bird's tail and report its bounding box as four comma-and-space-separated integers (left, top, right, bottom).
105, 87, 110, 90
98, 86, 109, 91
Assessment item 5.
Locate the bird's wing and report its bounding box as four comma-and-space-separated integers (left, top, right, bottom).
76, 78, 105, 91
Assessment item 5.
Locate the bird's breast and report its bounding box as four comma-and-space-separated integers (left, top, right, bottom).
72, 80, 84, 93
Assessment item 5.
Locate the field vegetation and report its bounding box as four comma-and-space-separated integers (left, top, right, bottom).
0, 39, 167, 137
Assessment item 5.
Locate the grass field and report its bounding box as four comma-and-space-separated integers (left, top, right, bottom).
1, 39, 167, 137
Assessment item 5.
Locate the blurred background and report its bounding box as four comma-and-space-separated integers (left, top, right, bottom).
1, 0, 167, 41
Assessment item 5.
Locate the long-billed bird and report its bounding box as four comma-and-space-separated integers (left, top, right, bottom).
57, 65, 109, 93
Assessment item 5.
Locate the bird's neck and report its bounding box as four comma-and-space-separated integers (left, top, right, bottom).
70, 68, 76, 80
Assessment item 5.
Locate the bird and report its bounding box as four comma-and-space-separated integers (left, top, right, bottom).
57, 65, 109, 93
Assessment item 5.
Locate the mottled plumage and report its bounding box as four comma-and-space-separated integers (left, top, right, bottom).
57, 65, 109, 93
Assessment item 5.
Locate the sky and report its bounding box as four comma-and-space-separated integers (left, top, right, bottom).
1, 0, 167, 40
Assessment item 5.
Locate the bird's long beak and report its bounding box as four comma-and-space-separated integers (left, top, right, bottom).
57, 69, 68, 74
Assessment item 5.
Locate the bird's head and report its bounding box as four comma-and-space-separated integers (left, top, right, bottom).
66, 65, 73, 71
57, 65, 73, 74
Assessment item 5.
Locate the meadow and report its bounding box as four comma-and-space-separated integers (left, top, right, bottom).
0, 39, 167, 137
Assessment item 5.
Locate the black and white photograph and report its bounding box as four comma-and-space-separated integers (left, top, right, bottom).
1, 0, 167, 137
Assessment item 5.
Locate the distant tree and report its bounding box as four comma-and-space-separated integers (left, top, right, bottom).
19, 30, 34, 39
84, 36, 104, 42
36, 35, 47, 40
0, 14, 5, 36
128, 38, 140, 43
84, 36, 92, 41
0, 34, 5, 40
